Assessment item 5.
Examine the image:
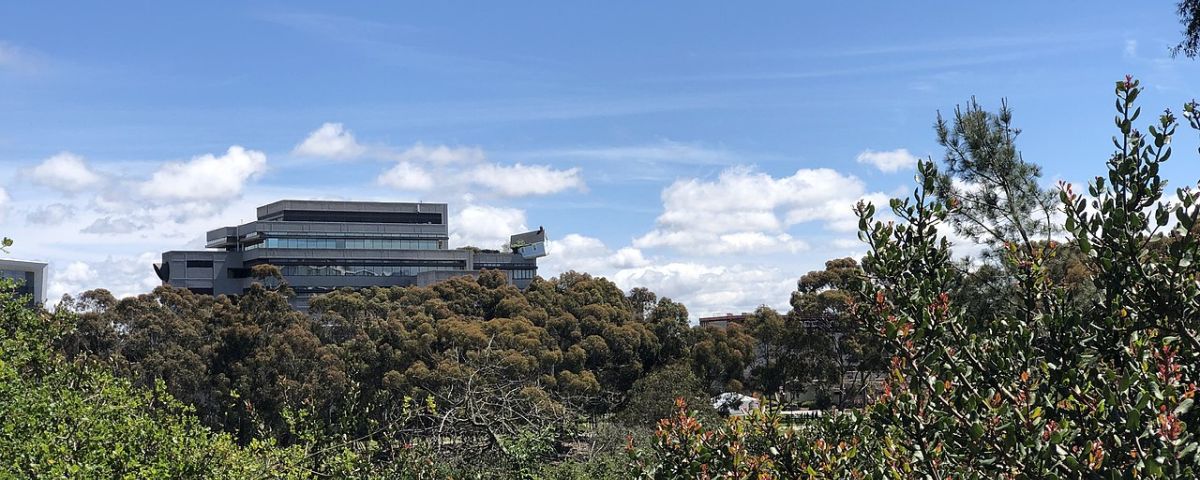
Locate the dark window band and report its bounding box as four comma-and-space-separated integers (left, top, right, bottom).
273, 210, 442, 224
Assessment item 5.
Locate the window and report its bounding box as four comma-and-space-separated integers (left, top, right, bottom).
512, 269, 535, 280
186, 260, 214, 268
253, 237, 444, 250
0, 270, 34, 298
276, 263, 461, 276
277, 210, 442, 224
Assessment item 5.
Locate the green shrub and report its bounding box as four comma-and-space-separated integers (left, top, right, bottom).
630, 78, 1200, 478
618, 362, 714, 426
0, 283, 308, 478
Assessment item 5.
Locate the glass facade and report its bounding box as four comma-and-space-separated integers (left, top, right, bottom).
279, 264, 461, 277
475, 264, 536, 280
0, 269, 35, 298
245, 238, 441, 250
512, 269, 535, 279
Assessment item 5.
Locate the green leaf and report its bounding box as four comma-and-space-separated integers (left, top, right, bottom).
1175, 398, 1194, 416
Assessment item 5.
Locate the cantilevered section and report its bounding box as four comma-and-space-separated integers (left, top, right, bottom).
509, 227, 547, 259
0, 258, 48, 305
157, 200, 542, 310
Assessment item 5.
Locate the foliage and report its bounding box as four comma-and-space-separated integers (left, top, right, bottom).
688, 322, 756, 393
747, 258, 883, 407
932, 97, 1058, 256
632, 77, 1200, 478
56, 268, 707, 475
6, 269, 669, 478
618, 362, 713, 426
847, 76, 1200, 477
627, 399, 866, 478
645, 295, 691, 366
0, 280, 309, 479
1176, 0, 1200, 58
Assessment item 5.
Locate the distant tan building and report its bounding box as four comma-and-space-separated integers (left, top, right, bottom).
698, 312, 751, 329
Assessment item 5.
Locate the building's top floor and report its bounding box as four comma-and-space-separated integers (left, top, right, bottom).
256, 200, 447, 225
204, 201, 451, 250
698, 312, 751, 329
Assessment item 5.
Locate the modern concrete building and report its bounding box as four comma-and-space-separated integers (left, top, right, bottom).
155, 200, 545, 309
0, 258, 48, 305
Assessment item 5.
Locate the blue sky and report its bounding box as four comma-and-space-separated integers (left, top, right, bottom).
2, 2, 1199, 317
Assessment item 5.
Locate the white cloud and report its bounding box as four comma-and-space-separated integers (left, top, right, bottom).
611, 247, 648, 269
1124, 39, 1138, 58
293, 122, 367, 159
634, 166, 877, 255
831, 238, 864, 250
449, 204, 528, 250
377, 161, 435, 191
81, 216, 144, 234
0, 187, 9, 222
292, 123, 586, 199
139, 146, 267, 202
25, 203, 75, 226
373, 142, 586, 198
463, 163, 585, 197
612, 262, 795, 317
822, 191, 893, 233
27, 152, 104, 192
856, 148, 918, 172
635, 230, 808, 255
540, 234, 650, 275
535, 140, 734, 165
537, 234, 797, 318
54, 261, 97, 287
46, 253, 162, 302
392, 143, 485, 165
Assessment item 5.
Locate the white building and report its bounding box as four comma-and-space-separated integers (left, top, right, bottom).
0, 258, 48, 305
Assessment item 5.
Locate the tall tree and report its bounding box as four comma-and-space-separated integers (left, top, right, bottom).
689, 324, 755, 393
932, 98, 1063, 324
933, 98, 1058, 253
646, 297, 690, 366
626, 287, 657, 322
792, 257, 883, 407
747, 258, 882, 407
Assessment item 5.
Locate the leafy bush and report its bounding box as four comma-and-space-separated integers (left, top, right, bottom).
627, 399, 866, 478
618, 362, 714, 426
630, 78, 1200, 478
0, 282, 308, 478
